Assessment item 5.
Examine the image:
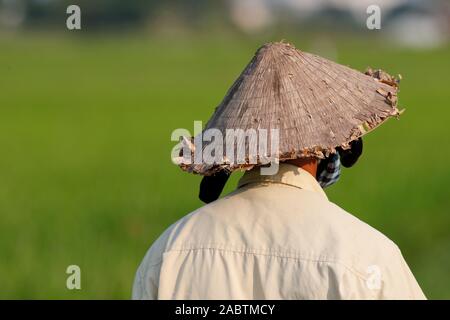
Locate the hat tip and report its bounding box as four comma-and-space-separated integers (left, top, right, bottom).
259, 40, 300, 53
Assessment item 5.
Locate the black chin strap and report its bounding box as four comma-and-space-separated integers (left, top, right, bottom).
199, 170, 231, 204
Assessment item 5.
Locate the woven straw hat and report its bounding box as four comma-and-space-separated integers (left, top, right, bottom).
178, 41, 401, 175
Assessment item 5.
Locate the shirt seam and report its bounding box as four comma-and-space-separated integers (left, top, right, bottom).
154, 246, 367, 281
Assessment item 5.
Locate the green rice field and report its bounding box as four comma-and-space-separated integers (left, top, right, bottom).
0, 32, 449, 299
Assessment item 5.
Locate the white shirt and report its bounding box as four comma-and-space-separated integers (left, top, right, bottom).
133, 164, 425, 299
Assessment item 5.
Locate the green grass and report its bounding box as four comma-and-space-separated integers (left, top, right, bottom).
0, 32, 449, 299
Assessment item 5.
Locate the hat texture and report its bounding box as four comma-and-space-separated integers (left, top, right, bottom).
178, 41, 401, 175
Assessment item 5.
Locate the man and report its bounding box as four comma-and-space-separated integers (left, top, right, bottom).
133, 42, 425, 299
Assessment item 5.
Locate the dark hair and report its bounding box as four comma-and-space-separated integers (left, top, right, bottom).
199, 170, 230, 204
337, 138, 363, 168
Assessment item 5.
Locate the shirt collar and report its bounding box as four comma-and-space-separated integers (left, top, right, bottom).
237, 163, 328, 200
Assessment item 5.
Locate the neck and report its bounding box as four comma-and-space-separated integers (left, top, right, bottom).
285, 157, 318, 178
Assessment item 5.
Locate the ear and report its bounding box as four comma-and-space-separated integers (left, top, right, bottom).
199, 170, 231, 204
337, 138, 363, 168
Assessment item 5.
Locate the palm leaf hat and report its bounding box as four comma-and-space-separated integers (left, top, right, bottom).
176, 41, 401, 176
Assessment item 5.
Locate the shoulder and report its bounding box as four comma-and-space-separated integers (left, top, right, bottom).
319, 200, 403, 270
140, 183, 401, 265
327, 201, 396, 245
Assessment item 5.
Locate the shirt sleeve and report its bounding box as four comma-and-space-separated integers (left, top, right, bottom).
132, 262, 161, 300
378, 247, 426, 300
335, 246, 426, 300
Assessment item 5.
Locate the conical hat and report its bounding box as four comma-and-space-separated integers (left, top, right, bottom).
178, 41, 401, 175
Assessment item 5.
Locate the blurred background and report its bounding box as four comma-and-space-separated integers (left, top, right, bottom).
0, 0, 449, 299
